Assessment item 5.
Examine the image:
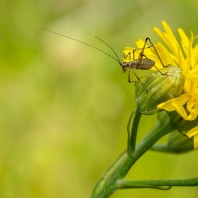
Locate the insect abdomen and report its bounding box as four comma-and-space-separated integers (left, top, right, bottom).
135, 59, 155, 70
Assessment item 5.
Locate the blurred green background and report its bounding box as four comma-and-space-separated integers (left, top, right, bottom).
0, 0, 198, 197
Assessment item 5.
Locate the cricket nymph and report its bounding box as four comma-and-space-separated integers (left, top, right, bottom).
42, 28, 166, 91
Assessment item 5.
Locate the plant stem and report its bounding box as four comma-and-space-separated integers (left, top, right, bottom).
117, 177, 198, 189
91, 118, 175, 198
130, 110, 142, 154
91, 151, 128, 196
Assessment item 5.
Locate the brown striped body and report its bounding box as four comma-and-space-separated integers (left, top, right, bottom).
122, 58, 155, 73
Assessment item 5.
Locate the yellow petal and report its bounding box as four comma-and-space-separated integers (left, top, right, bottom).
158, 99, 187, 114
187, 99, 198, 114
135, 39, 146, 49
158, 94, 190, 110
162, 21, 179, 46
183, 79, 192, 93
178, 28, 189, 56
157, 94, 198, 120
153, 27, 168, 47
123, 47, 133, 54
154, 21, 186, 69
177, 43, 186, 71
161, 21, 180, 57
123, 47, 134, 62
153, 27, 177, 57
184, 34, 193, 71
192, 43, 198, 69
135, 39, 156, 59
190, 67, 198, 76
186, 126, 198, 138
194, 134, 198, 149
186, 127, 198, 149
167, 99, 197, 120
153, 42, 175, 67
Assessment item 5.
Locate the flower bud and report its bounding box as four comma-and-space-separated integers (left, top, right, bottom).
136, 65, 185, 115
167, 110, 198, 134
151, 111, 194, 153
157, 110, 170, 126
166, 131, 194, 153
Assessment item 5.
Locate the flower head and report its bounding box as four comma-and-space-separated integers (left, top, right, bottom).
154, 21, 198, 149
124, 21, 198, 149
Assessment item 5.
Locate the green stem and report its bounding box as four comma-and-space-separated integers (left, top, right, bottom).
91, 151, 128, 196
91, 118, 175, 198
117, 177, 198, 189
127, 111, 135, 155
130, 110, 142, 154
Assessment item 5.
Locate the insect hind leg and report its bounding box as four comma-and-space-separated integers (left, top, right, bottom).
142, 37, 170, 76
133, 45, 153, 60
145, 37, 170, 68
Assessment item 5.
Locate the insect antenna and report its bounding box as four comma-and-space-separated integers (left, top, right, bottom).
86, 31, 122, 65
41, 27, 122, 66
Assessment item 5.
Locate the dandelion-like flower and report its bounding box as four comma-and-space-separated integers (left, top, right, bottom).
123, 21, 198, 149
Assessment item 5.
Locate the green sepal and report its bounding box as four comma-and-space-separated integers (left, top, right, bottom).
151, 130, 194, 154
136, 66, 185, 115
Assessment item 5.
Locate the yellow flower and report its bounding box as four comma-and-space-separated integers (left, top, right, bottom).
123, 21, 198, 149
153, 21, 198, 149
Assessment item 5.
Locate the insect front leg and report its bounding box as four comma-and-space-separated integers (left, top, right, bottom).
123, 52, 132, 62
128, 69, 137, 85
131, 69, 148, 93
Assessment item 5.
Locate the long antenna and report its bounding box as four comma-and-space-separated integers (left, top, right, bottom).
86, 31, 122, 65
41, 27, 122, 66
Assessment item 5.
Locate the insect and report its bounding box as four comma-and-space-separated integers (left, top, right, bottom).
122, 37, 167, 85
42, 28, 166, 90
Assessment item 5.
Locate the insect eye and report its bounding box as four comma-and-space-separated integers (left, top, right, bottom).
122, 65, 127, 73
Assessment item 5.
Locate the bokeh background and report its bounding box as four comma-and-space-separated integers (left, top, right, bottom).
0, 0, 198, 197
